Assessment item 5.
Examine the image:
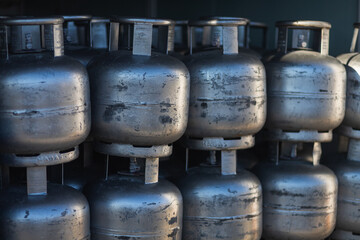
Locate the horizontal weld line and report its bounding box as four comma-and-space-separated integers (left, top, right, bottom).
94, 102, 177, 106
264, 206, 334, 214
91, 226, 179, 237
184, 213, 262, 222
1, 105, 88, 115
338, 198, 360, 204
196, 96, 265, 101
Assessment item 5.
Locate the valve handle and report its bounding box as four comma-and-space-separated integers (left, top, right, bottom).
0, 17, 64, 59
276, 20, 331, 55
189, 18, 248, 55
109, 16, 174, 56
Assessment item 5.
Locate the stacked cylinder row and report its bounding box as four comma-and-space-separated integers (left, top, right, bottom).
0, 15, 358, 240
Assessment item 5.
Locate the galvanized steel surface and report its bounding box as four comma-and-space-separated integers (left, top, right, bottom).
184, 49, 266, 139
84, 175, 183, 239
0, 53, 90, 154
265, 50, 346, 137
254, 159, 337, 240
176, 166, 262, 240
88, 50, 190, 146
337, 52, 360, 136
0, 183, 90, 240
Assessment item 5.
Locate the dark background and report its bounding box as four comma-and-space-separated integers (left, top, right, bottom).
0, 0, 358, 56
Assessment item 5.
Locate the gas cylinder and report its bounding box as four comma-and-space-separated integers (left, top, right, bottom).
88, 17, 189, 151
184, 18, 266, 145
0, 17, 90, 157
254, 142, 338, 240
85, 17, 189, 239
327, 22, 360, 240
265, 20, 346, 142
63, 15, 109, 66
178, 18, 265, 240
0, 17, 90, 240
84, 157, 183, 240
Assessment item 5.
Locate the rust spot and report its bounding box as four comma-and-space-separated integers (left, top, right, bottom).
159, 115, 173, 124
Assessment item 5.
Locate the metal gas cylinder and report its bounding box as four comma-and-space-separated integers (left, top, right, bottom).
0, 17, 90, 240
85, 17, 186, 240
265, 20, 346, 142
178, 18, 264, 240
176, 151, 262, 240
63, 15, 109, 66
84, 163, 183, 240
0, 17, 90, 158
337, 23, 360, 138
88, 17, 189, 152
0, 183, 90, 239
184, 18, 266, 147
328, 23, 360, 239
254, 142, 338, 240
329, 139, 360, 239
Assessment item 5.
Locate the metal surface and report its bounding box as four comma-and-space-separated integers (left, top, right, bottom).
176, 165, 262, 240
265, 20, 346, 142
88, 17, 189, 156
0, 146, 79, 167
330, 229, 360, 240
0, 18, 91, 156
328, 139, 360, 236
84, 175, 183, 239
94, 141, 172, 158
184, 44, 266, 148
184, 136, 255, 150
0, 183, 90, 240
337, 24, 360, 137
254, 143, 338, 240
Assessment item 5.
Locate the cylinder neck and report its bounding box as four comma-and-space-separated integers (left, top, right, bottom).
347, 139, 360, 162
221, 150, 236, 175
0, 17, 64, 59
278, 141, 321, 166
27, 166, 47, 195
145, 158, 159, 184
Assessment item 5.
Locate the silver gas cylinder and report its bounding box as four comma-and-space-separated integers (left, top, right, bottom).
328, 139, 360, 240
178, 18, 264, 240
265, 20, 346, 143
254, 142, 338, 240
0, 17, 90, 240
176, 151, 262, 240
184, 18, 266, 147
0, 183, 90, 240
85, 17, 188, 240
63, 15, 109, 66
84, 157, 183, 240
327, 23, 360, 239
337, 23, 360, 138
0, 17, 90, 158
88, 17, 189, 152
